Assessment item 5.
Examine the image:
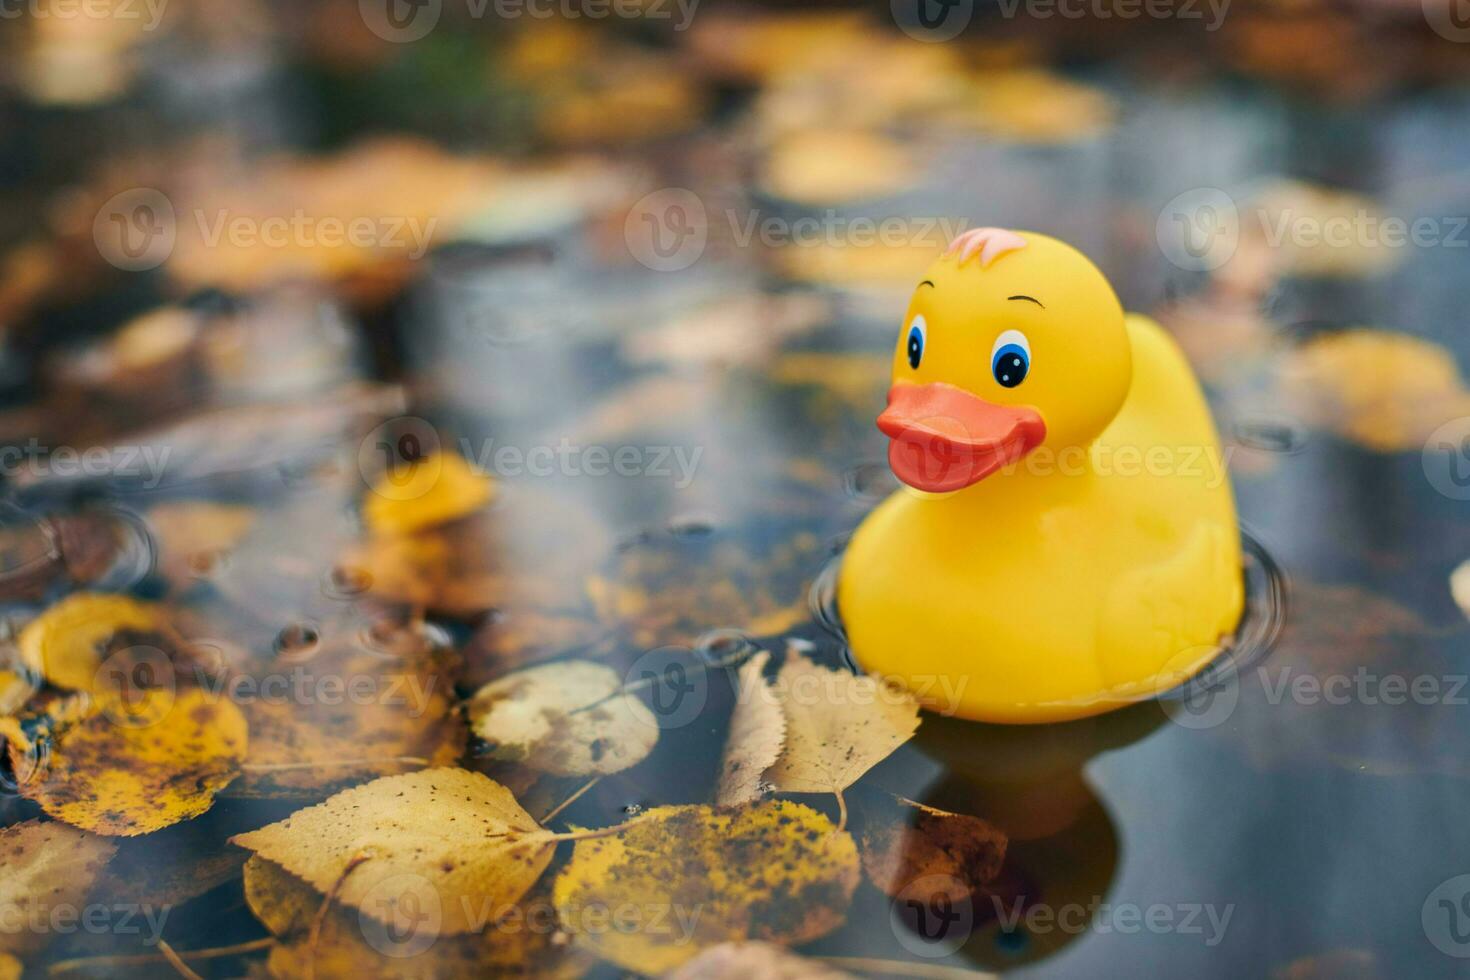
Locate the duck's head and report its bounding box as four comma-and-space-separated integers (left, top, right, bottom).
880, 228, 1131, 493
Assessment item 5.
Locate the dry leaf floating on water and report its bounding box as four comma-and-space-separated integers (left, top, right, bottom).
715, 651, 785, 806
764, 652, 920, 826
231, 768, 557, 936
468, 660, 658, 777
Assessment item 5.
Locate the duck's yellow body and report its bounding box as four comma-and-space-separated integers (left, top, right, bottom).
838, 230, 1243, 724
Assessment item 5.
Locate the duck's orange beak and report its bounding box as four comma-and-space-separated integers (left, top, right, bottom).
878, 382, 1046, 493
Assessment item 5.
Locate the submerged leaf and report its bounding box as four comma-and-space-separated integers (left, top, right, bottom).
468, 660, 657, 777
0, 821, 117, 955
1452, 560, 1470, 623
856, 794, 1007, 900
715, 652, 785, 806
362, 451, 495, 536
247, 855, 587, 980
231, 768, 556, 936
18, 593, 160, 692
6, 687, 248, 836
765, 653, 920, 799
146, 501, 257, 590
553, 799, 860, 972
236, 623, 466, 796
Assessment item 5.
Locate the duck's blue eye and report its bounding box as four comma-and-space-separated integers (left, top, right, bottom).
990, 329, 1031, 388
905, 316, 926, 370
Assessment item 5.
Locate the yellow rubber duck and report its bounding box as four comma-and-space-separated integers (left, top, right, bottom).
838, 229, 1244, 724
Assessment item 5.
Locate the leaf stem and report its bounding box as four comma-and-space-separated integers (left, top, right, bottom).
307, 852, 372, 980
240, 756, 429, 773
819, 957, 1000, 979
538, 776, 602, 825
48, 938, 274, 974
157, 940, 205, 980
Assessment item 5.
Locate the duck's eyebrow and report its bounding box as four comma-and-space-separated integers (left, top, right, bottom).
917, 280, 935, 289
1008, 294, 1045, 308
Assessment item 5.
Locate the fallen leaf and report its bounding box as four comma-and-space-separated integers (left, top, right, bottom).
0, 953, 18, 980
235, 621, 466, 796
18, 592, 161, 692
362, 451, 495, 536
0, 669, 32, 716
856, 794, 1007, 900
553, 799, 860, 972
231, 768, 556, 936
6, 687, 248, 836
589, 531, 819, 648
1279, 329, 1470, 452
715, 652, 785, 806
468, 660, 658, 777
1451, 560, 1470, 623
765, 653, 920, 820
248, 855, 588, 980
244, 855, 321, 938
664, 941, 855, 979
0, 821, 117, 955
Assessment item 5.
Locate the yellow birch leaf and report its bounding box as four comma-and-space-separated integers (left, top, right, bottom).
247, 855, 588, 980
552, 800, 860, 972
856, 794, 1007, 900
230, 768, 556, 937
6, 687, 247, 836
468, 661, 657, 776
362, 452, 495, 536
0, 670, 32, 716
0, 953, 19, 980
1451, 560, 1470, 623
764, 653, 920, 808
715, 651, 785, 806
18, 593, 160, 692
0, 821, 117, 955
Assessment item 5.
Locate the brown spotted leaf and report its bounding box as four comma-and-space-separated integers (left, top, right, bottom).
7, 687, 247, 836
0, 821, 117, 955
552, 800, 860, 972
856, 794, 1007, 900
